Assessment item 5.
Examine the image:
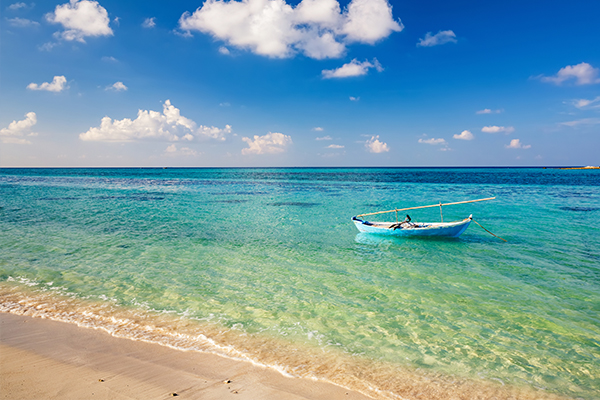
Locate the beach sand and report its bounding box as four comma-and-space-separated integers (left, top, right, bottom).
0, 312, 371, 400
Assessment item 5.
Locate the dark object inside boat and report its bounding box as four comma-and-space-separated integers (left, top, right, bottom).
390, 215, 413, 230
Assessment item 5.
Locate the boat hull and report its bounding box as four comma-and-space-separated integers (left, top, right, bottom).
352, 216, 472, 237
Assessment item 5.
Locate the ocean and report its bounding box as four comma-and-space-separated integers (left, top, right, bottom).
1, 167, 599, 399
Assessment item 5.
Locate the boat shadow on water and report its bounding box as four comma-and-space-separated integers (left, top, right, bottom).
354, 232, 502, 246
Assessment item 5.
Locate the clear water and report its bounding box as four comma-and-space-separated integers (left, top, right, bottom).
1, 168, 599, 399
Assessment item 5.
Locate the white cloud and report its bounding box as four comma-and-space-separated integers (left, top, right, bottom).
315, 135, 331, 140
365, 135, 389, 153
341, 0, 404, 44
7, 17, 40, 27
505, 139, 531, 149
418, 137, 447, 145
241, 132, 292, 154
218, 46, 230, 55
46, 0, 113, 43
8, 2, 28, 10
476, 108, 502, 114
142, 17, 155, 28
349, 96, 359, 101
540, 62, 600, 85
481, 125, 515, 134
0, 112, 37, 144
453, 130, 474, 140
417, 30, 456, 47
101, 56, 118, 62
560, 118, 600, 127
106, 81, 127, 91
572, 96, 600, 109
312, 127, 324, 132
164, 144, 198, 157
178, 0, 402, 59
38, 42, 60, 51
27, 76, 68, 92
79, 100, 232, 142
322, 58, 382, 79
327, 144, 344, 149
198, 124, 232, 141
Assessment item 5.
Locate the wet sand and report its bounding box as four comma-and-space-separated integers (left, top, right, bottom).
0, 312, 371, 400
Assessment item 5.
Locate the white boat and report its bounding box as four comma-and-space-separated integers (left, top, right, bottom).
352, 215, 472, 237
351, 197, 496, 238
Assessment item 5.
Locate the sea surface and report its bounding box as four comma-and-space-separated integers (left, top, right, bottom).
1, 168, 599, 400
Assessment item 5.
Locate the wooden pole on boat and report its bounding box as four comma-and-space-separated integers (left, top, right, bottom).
356, 197, 496, 218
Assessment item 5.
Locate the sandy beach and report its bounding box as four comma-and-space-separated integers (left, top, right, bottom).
0, 312, 371, 400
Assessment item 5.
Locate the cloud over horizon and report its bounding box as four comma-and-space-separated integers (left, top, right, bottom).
505, 139, 531, 149
79, 100, 231, 142
241, 132, 292, 154
365, 135, 389, 153
1, 112, 37, 144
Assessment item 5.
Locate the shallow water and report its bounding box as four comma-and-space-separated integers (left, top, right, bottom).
1, 168, 599, 399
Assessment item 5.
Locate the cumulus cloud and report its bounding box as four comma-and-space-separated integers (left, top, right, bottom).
7, 17, 40, 27
315, 135, 331, 140
540, 62, 600, 85
476, 108, 502, 114
365, 135, 389, 153
418, 137, 447, 145
142, 17, 155, 28
106, 81, 127, 91
322, 58, 382, 79
312, 127, 324, 132
178, 0, 402, 59
164, 144, 198, 157
0, 112, 37, 144
27, 76, 67, 92
417, 30, 456, 47
46, 0, 113, 43
241, 132, 292, 154
453, 130, 474, 140
349, 96, 359, 101
79, 100, 232, 142
218, 46, 230, 55
481, 125, 514, 134
327, 144, 344, 149
505, 139, 531, 149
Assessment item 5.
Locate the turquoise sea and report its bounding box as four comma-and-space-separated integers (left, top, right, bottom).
1, 168, 599, 399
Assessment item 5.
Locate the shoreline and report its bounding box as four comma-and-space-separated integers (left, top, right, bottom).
0, 283, 578, 400
0, 312, 371, 400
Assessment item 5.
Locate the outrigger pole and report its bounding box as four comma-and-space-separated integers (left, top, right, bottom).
355, 197, 496, 218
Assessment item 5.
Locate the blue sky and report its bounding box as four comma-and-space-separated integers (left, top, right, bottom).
1, 0, 599, 167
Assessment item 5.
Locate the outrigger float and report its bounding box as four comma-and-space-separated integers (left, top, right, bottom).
352, 197, 497, 238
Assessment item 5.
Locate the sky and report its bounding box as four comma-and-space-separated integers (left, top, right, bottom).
1, 0, 599, 167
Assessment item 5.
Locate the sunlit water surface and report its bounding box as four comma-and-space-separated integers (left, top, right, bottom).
1, 168, 598, 399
